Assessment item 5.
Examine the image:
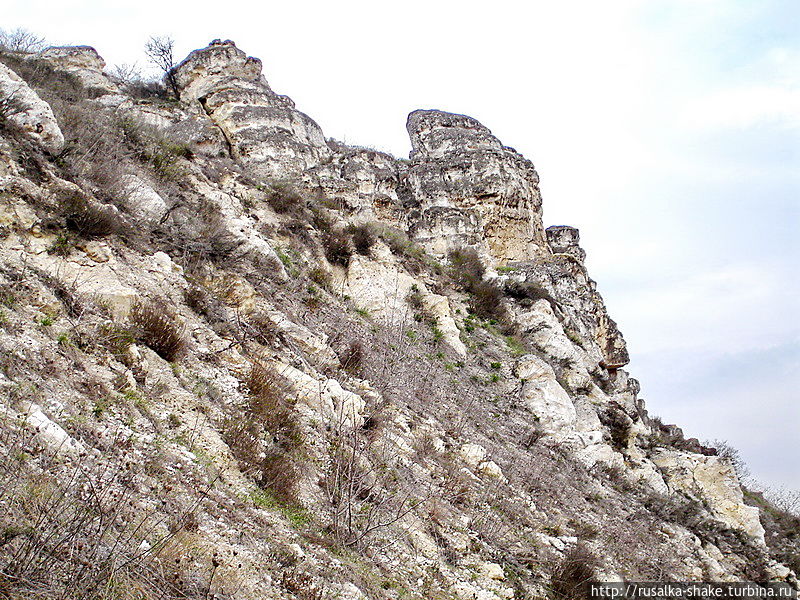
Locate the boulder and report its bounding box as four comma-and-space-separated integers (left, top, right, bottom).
34, 46, 119, 95
515, 354, 577, 434
0, 62, 64, 153
652, 449, 765, 543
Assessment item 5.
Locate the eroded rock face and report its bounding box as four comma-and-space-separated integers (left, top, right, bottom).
0, 62, 64, 153
33, 46, 119, 95
515, 354, 577, 434
652, 449, 766, 543
314, 141, 405, 224
505, 226, 630, 369
404, 109, 547, 262
173, 40, 329, 179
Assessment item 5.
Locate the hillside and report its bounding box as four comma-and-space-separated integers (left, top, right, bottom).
0, 39, 797, 599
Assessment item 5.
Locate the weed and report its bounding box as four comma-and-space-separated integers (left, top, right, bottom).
349, 223, 377, 255
550, 543, 600, 599
129, 300, 187, 362
47, 233, 73, 256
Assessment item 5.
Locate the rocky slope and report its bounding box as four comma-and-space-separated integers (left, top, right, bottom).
0, 39, 797, 599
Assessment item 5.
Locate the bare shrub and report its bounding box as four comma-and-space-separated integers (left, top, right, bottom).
324, 409, 426, 550
0, 28, 45, 53
550, 543, 600, 599
709, 439, 751, 483
129, 300, 187, 361
448, 246, 485, 286
599, 403, 633, 453
505, 280, 557, 308
448, 246, 507, 321
117, 115, 191, 181
0, 425, 203, 599
323, 229, 352, 267
349, 223, 376, 255
264, 180, 304, 214
223, 362, 302, 500
339, 340, 364, 375
109, 63, 166, 99
378, 226, 429, 273
0, 90, 25, 131
58, 188, 127, 238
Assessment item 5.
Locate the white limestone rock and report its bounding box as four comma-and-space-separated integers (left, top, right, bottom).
0, 62, 64, 153
174, 40, 329, 179
33, 46, 119, 95
515, 354, 576, 434
652, 449, 765, 543
405, 109, 547, 262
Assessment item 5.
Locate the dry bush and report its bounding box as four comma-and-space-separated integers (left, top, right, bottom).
184, 285, 233, 336
448, 246, 485, 286
129, 300, 187, 362
0, 425, 195, 600
598, 403, 633, 453
323, 229, 353, 267
448, 247, 507, 321
471, 279, 506, 321
117, 116, 191, 182
550, 543, 600, 599
378, 226, 429, 273
58, 189, 127, 238
265, 181, 304, 214
0, 28, 45, 53
348, 223, 376, 255
504, 280, 557, 308
223, 362, 302, 500
281, 569, 324, 600
95, 322, 136, 358
324, 410, 425, 550
339, 340, 364, 375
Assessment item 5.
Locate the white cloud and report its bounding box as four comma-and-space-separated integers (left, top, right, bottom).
678, 85, 800, 131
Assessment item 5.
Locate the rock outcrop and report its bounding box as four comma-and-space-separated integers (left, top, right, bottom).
0, 61, 64, 153
174, 39, 329, 180
32, 45, 119, 95
0, 38, 794, 600
405, 109, 547, 262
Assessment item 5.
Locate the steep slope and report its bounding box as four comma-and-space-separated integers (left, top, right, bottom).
0, 40, 796, 600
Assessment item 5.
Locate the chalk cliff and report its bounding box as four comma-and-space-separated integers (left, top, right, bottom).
0, 39, 795, 600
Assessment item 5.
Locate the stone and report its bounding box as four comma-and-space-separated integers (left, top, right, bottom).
33, 46, 119, 95
120, 174, 168, 224
459, 443, 487, 468
515, 354, 577, 434
651, 449, 765, 543
0, 62, 64, 153
546, 225, 586, 263
405, 109, 547, 262
420, 292, 467, 357
19, 402, 82, 457
173, 40, 329, 179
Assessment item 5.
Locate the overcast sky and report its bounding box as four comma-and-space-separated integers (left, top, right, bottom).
6, 0, 799, 489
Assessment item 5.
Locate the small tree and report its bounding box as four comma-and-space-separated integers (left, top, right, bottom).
144, 36, 179, 100
0, 27, 45, 53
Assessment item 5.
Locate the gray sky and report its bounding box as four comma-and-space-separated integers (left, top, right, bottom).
6, 0, 799, 489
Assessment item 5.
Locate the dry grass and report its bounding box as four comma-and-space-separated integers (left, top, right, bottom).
549, 543, 600, 599
223, 362, 302, 501
323, 230, 353, 267
349, 223, 376, 255
129, 300, 187, 362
